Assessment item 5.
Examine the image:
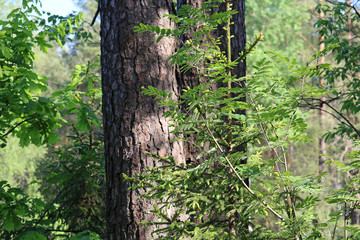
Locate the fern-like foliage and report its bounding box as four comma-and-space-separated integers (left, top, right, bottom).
127, 0, 360, 239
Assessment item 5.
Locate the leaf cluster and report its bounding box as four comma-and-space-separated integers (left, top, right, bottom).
315, 1, 360, 139
128, 1, 339, 239
0, 1, 104, 239
0, 0, 85, 147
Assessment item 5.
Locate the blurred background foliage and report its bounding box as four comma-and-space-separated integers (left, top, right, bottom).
0, 0, 103, 238
0, 0, 100, 190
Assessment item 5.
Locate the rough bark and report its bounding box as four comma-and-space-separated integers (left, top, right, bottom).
100, 1, 184, 239
175, 0, 205, 166
229, 0, 247, 234
231, 0, 246, 82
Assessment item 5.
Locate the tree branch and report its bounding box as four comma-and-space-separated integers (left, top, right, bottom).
1, 115, 39, 139
203, 118, 284, 221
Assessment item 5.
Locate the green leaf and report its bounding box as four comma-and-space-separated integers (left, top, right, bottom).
1, 47, 13, 59
3, 211, 22, 231
18, 231, 47, 240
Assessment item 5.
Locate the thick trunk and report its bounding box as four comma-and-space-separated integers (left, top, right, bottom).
100, 1, 184, 239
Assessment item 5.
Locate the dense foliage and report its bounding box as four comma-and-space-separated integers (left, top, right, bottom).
0, 58, 104, 240
1, 0, 360, 239
126, 0, 360, 239
0, 0, 104, 239
0, 0, 85, 147
315, 1, 360, 140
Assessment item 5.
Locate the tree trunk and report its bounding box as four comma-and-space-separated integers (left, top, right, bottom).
100, 1, 185, 239
176, 0, 205, 166
318, 0, 327, 173
231, 1, 246, 81
230, 0, 247, 234
231, 0, 246, 162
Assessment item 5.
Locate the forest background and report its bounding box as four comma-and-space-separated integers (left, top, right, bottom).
1, 0, 360, 239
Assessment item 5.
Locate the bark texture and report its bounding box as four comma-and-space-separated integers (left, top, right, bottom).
176, 0, 207, 165
228, 0, 247, 233
231, 0, 246, 81
100, 1, 184, 239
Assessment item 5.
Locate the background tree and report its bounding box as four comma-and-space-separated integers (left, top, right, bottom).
129, 1, 325, 238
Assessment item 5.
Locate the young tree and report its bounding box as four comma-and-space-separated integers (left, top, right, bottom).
100, 0, 247, 238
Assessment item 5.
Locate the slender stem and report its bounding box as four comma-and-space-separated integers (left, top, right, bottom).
1, 114, 39, 139
206, 123, 284, 221
344, 202, 347, 240
226, 1, 231, 67
226, 0, 233, 152
203, 119, 284, 221
225, 1, 236, 235
332, 216, 338, 240
345, 201, 359, 221
235, 33, 263, 63
205, 31, 227, 63
246, 92, 297, 219
323, 100, 360, 137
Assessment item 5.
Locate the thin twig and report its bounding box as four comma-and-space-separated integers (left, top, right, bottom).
90, 4, 100, 26
1, 114, 39, 139
244, 87, 296, 219
204, 120, 284, 221
295, 32, 317, 52
323, 101, 360, 137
